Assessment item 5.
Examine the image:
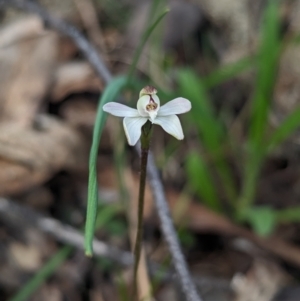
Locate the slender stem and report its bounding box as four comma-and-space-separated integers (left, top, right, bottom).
133, 121, 152, 300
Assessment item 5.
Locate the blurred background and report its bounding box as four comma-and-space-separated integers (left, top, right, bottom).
1, 0, 300, 300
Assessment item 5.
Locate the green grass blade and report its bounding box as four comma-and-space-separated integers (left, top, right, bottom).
95, 204, 121, 229
241, 206, 300, 233
186, 152, 221, 212
267, 107, 300, 151
127, 8, 169, 81
203, 55, 256, 89
276, 207, 300, 223
178, 69, 236, 201
249, 0, 280, 149
9, 246, 72, 301
178, 69, 223, 150
84, 76, 128, 256
238, 0, 281, 214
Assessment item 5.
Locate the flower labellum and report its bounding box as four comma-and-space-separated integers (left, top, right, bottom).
103, 86, 192, 146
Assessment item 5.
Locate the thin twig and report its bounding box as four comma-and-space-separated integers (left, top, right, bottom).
0, 197, 174, 284
0, 0, 112, 84
72, 0, 108, 53
146, 153, 202, 301
0, 1, 202, 300
0, 197, 133, 267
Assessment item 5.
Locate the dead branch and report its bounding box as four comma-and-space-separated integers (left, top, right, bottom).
0, 197, 133, 267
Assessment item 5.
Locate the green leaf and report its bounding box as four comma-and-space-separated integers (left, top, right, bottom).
178, 69, 236, 201
178, 69, 224, 153
276, 207, 300, 223
9, 247, 72, 301
268, 107, 300, 151
242, 206, 277, 236
249, 0, 281, 149
127, 8, 169, 81
239, 1, 281, 213
186, 152, 221, 212
107, 220, 127, 236
95, 204, 121, 229
203, 56, 255, 89
84, 76, 127, 256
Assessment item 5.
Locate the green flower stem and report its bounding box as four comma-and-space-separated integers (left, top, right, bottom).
133, 121, 152, 299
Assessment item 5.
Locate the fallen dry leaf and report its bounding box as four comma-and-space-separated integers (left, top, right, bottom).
51, 62, 102, 102
60, 97, 98, 129
0, 17, 59, 127
10, 242, 42, 271
167, 190, 300, 268
0, 115, 88, 195
232, 259, 290, 301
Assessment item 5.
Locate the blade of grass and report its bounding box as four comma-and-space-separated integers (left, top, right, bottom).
186, 151, 222, 212
127, 8, 169, 81
85, 75, 127, 256
238, 0, 281, 215
267, 107, 300, 152
8, 246, 72, 301
178, 69, 223, 152
276, 207, 300, 223
95, 203, 122, 229
178, 69, 236, 202
249, 1, 281, 148
203, 55, 256, 89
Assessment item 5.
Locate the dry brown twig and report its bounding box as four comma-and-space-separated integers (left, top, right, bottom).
71, 0, 107, 54
0, 197, 133, 267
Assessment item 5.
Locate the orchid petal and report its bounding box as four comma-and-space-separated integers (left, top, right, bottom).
158, 97, 191, 116
123, 117, 148, 146
152, 115, 184, 140
103, 102, 139, 117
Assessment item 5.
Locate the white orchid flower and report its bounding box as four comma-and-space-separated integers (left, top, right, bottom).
103, 86, 192, 146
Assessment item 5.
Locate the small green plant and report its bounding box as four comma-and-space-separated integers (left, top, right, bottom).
176, 0, 300, 236
84, 4, 202, 301
103, 86, 192, 299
